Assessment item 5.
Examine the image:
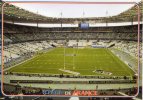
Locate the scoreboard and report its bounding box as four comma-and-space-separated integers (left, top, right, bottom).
79, 22, 89, 29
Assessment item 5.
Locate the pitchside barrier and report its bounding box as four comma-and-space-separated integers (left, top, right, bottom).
9, 80, 136, 84
4, 72, 134, 80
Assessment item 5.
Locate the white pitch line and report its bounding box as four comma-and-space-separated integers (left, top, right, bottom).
110, 49, 137, 74
59, 69, 80, 76
4, 48, 55, 71
4, 55, 36, 71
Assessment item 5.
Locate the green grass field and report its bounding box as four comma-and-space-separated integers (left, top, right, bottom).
8, 48, 134, 76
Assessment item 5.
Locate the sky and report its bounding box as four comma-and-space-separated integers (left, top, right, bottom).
4, 0, 141, 18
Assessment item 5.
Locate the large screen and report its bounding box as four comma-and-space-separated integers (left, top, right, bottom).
79, 23, 89, 29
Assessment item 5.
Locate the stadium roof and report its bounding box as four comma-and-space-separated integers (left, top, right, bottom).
9, 1, 139, 18
0, 1, 142, 24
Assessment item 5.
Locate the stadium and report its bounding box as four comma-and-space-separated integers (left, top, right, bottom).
0, 0, 142, 99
